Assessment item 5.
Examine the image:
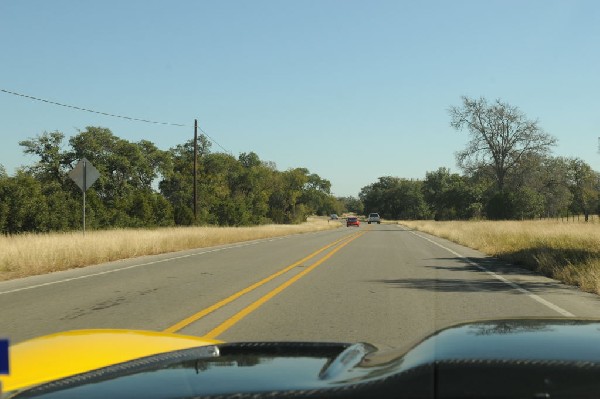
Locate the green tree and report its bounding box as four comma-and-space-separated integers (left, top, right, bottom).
338, 196, 364, 215
540, 157, 573, 217
41, 180, 81, 231
423, 167, 477, 220
0, 164, 7, 179
268, 168, 310, 223
360, 177, 430, 220
160, 136, 212, 225
300, 173, 334, 216
201, 152, 249, 225
236, 152, 275, 224
0, 171, 49, 233
504, 154, 572, 219
19, 131, 71, 181
567, 158, 598, 221
68, 127, 173, 228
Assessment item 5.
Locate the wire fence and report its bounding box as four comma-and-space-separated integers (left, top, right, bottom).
535, 214, 599, 223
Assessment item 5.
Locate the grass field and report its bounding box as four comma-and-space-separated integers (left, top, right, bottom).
0, 217, 341, 281
400, 220, 600, 295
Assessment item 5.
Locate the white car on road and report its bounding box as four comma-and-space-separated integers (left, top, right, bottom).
367, 213, 381, 224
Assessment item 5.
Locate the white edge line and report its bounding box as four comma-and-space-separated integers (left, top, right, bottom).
0, 230, 335, 296
0, 250, 212, 295
402, 227, 575, 318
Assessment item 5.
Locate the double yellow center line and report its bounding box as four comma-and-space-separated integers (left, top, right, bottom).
163, 230, 366, 338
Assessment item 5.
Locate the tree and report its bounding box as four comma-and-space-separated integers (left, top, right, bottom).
300, 173, 334, 216
268, 168, 310, 224
236, 152, 274, 224
567, 158, 598, 221
160, 136, 212, 225
19, 131, 70, 181
540, 157, 573, 217
338, 196, 364, 215
66, 127, 174, 228
8, 126, 343, 231
201, 152, 249, 225
423, 167, 477, 220
504, 154, 572, 219
360, 177, 430, 220
0, 171, 50, 233
449, 96, 556, 193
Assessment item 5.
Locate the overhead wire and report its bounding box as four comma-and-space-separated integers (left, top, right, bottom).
0, 87, 232, 154
197, 126, 231, 155
1, 88, 187, 127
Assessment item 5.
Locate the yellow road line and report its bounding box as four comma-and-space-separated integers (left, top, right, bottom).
202, 231, 366, 339
163, 232, 360, 333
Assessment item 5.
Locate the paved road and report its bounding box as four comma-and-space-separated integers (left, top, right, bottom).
2, 223, 600, 349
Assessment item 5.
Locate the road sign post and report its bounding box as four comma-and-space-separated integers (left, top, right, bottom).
68, 158, 100, 235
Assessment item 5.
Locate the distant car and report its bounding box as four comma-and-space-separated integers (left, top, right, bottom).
346, 217, 360, 227
367, 213, 381, 224
330, 214, 339, 220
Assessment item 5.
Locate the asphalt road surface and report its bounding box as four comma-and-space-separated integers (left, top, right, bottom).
2, 223, 600, 349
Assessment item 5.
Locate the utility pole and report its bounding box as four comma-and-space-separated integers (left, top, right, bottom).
83, 160, 87, 235
194, 119, 198, 222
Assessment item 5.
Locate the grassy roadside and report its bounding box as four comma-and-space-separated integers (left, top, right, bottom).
0, 217, 342, 281
400, 220, 600, 295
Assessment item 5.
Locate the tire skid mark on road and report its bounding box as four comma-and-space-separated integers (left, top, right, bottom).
0, 231, 335, 296
399, 225, 575, 317
163, 231, 364, 334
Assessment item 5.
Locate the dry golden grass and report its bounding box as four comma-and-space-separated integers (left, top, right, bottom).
0, 217, 341, 281
400, 220, 600, 295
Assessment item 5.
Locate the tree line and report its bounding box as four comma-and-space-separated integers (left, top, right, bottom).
359, 97, 599, 221
2, 96, 598, 233
0, 127, 343, 234
359, 157, 598, 221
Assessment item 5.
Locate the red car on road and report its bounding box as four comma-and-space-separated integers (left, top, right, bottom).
346, 217, 360, 227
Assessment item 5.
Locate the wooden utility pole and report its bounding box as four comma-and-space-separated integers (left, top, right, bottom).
83, 160, 87, 235
194, 119, 198, 222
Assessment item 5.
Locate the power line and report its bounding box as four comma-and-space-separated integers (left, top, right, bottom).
1, 87, 232, 154
1, 88, 187, 127
198, 126, 231, 155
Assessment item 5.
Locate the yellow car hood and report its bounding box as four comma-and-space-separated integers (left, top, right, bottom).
0, 329, 219, 393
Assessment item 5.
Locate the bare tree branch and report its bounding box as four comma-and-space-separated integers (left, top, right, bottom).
449, 96, 557, 192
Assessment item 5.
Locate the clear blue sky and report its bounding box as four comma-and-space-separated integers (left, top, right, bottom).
1, 0, 599, 197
